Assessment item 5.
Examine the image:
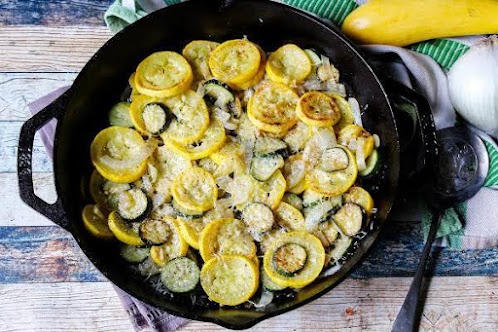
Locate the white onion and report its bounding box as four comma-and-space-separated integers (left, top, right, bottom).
373, 134, 381, 148
448, 36, 498, 138
356, 145, 366, 171
249, 290, 274, 309
348, 97, 363, 127
324, 82, 346, 96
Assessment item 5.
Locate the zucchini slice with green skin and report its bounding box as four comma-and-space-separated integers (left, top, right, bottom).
253, 137, 288, 158
120, 244, 150, 263
333, 203, 364, 236
172, 200, 204, 220
304, 49, 322, 67
282, 193, 303, 211
117, 188, 150, 221
142, 102, 170, 135
250, 155, 285, 182
313, 220, 339, 248
109, 102, 134, 127
203, 79, 234, 105
325, 233, 352, 266
241, 202, 275, 234
359, 149, 379, 177
273, 243, 307, 277
139, 218, 172, 245
318, 147, 349, 172
160, 256, 200, 293
303, 197, 342, 231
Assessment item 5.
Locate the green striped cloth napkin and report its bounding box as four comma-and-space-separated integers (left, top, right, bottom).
104, 0, 498, 250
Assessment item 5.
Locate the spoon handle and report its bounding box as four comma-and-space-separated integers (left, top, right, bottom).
390, 211, 442, 332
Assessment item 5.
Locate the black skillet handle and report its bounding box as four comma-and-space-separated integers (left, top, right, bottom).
17, 90, 71, 231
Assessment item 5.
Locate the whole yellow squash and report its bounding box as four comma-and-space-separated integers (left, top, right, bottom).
341, 0, 498, 46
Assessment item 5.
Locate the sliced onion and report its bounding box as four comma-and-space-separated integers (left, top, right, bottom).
356, 144, 367, 171
321, 54, 331, 67
303, 79, 322, 91
320, 263, 342, 278
373, 134, 381, 148
324, 82, 346, 96
152, 192, 166, 209
213, 107, 231, 123
243, 137, 255, 172
314, 128, 336, 151
195, 81, 205, 97
249, 290, 274, 309
348, 97, 363, 127
199, 61, 211, 80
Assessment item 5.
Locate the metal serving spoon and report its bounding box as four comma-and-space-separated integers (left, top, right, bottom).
391, 126, 489, 332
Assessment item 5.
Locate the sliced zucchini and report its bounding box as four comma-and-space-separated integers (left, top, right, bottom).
261, 266, 286, 291
120, 244, 150, 263
142, 102, 170, 135
149, 218, 189, 266
172, 199, 204, 220
160, 257, 200, 293
313, 220, 339, 248
241, 202, 275, 234
359, 149, 379, 177
109, 102, 133, 127
325, 233, 352, 266
333, 203, 364, 236
253, 136, 288, 157
274, 202, 306, 231
139, 218, 172, 245
303, 197, 342, 231
343, 186, 374, 216
273, 243, 307, 277
202, 79, 235, 106
117, 188, 150, 221
302, 189, 328, 208
304, 49, 322, 67
281, 193, 303, 211
318, 147, 350, 172
250, 155, 284, 181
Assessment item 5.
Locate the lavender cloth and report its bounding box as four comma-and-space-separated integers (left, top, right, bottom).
27, 87, 189, 332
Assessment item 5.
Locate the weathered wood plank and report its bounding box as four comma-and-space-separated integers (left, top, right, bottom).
0, 26, 112, 72
0, 73, 75, 121
0, 173, 56, 227
1, 278, 498, 331
1, 223, 497, 283
0, 121, 52, 173
0, 0, 113, 26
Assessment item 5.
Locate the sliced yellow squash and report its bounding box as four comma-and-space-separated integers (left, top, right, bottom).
108, 211, 144, 246
229, 44, 267, 90
200, 255, 259, 306
90, 126, 149, 183
266, 44, 311, 85
329, 93, 354, 131
263, 231, 325, 289
160, 90, 210, 145
274, 202, 306, 231
82, 204, 114, 239
135, 51, 193, 98
177, 218, 206, 250
129, 95, 168, 135
338, 124, 375, 159
182, 40, 220, 80
199, 218, 256, 262
296, 91, 341, 127
208, 39, 261, 84
247, 82, 299, 134
164, 118, 226, 160
154, 144, 193, 180
343, 186, 374, 215
150, 217, 189, 266
171, 166, 218, 213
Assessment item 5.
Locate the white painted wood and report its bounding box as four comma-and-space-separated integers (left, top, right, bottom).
0, 73, 75, 121
0, 26, 112, 72
0, 277, 497, 332
0, 173, 55, 226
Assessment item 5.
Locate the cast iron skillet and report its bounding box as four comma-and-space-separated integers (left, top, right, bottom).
17, 0, 406, 329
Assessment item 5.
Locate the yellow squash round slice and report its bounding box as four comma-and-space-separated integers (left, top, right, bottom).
82, 204, 114, 239
161, 90, 210, 145
200, 255, 259, 306
177, 218, 206, 250
263, 231, 325, 289
108, 211, 144, 246
307, 145, 358, 197
150, 217, 189, 266
182, 40, 220, 80
343, 186, 374, 215
135, 51, 193, 98
199, 218, 256, 262
266, 44, 311, 85
208, 39, 261, 84
296, 92, 341, 127
252, 170, 287, 210
129, 95, 167, 135
247, 82, 299, 134
338, 124, 375, 159
229, 45, 267, 90
90, 126, 149, 183
171, 166, 218, 213
164, 118, 226, 160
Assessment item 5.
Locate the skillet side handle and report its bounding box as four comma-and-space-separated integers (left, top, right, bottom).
17, 90, 72, 231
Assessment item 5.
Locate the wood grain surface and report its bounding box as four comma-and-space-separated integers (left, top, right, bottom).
1, 277, 497, 332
